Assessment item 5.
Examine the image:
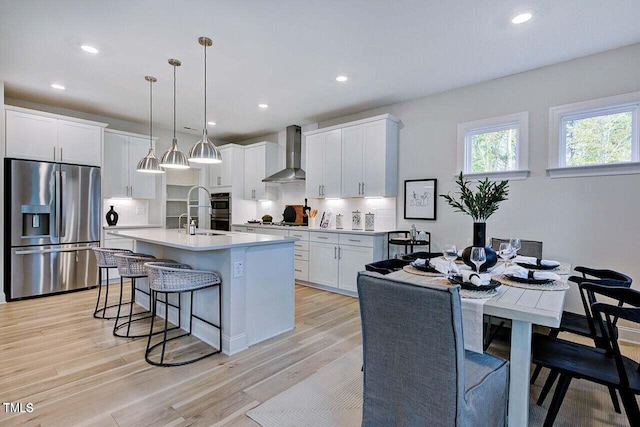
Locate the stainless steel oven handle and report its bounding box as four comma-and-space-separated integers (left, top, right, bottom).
14, 246, 95, 255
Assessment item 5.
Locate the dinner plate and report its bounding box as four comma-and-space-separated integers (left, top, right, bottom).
504, 274, 554, 285
448, 275, 501, 291
410, 263, 440, 274
515, 262, 559, 271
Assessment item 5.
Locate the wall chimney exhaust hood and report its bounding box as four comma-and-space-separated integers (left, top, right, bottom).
262, 125, 305, 183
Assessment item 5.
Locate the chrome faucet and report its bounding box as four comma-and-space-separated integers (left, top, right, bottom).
186, 185, 211, 233
178, 213, 189, 233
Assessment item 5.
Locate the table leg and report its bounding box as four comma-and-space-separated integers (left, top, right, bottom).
508, 320, 532, 427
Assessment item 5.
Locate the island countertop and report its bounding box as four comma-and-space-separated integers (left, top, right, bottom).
108, 228, 297, 251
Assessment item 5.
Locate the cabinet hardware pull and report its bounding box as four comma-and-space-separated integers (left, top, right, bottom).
358, 182, 361, 194
318, 185, 321, 196
60, 147, 63, 161
53, 146, 56, 161
348, 239, 360, 242
295, 269, 302, 272
362, 182, 364, 194
318, 236, 328, 239
338, 247, 341, 259
334, 247, 337, 259
295, 254, 302, 257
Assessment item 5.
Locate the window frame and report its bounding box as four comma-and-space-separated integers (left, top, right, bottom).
456, 111, 530, 181
548, 91, 640, 178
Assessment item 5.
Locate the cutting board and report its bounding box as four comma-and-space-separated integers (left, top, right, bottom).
286, 205, 304, 223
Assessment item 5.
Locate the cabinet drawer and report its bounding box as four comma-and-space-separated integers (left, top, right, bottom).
294, 260, 309, 281
310, 231, 339, 244
294, 240, 309, 251
245, 227, 258, 233
231, 226, 246, 232
289, 230, 309, 240
339, 233, 374, 248
294, 249, 309, 261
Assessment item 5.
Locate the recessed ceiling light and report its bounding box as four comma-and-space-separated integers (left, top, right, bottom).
258, 103, 269, 109
511, 12, 532, 24
336, 75, 348, 82
207, 121, 216, 126
80, 45, 99, 54
50, 83, 65, 90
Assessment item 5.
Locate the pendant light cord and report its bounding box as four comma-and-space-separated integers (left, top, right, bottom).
173, 63, 177, 140
149, 78, 153, 148
203, 41, 207, 129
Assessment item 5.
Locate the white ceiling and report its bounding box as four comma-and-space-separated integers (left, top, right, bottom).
1, 0, 640, 142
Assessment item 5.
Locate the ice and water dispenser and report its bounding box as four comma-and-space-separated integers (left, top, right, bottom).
21, 205, 50, 238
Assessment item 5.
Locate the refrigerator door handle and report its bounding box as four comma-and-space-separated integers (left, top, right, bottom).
60, 170, 66, 237
14, 246, 95, 256
54, 170, 61, 237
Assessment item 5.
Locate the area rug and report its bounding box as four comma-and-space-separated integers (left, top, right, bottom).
247, 342, 634, 427
246, 347, 363, 427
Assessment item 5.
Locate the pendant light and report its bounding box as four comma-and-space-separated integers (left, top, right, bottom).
136, 76, 165, 173
188, 36, 222, 164
160, 59, 190, 169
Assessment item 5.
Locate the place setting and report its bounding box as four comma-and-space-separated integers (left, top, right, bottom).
491, 242, 569, 290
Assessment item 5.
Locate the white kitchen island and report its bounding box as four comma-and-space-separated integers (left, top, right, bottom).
109, 228, 297, 355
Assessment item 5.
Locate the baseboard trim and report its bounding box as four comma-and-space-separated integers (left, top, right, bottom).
617, 326, 640, 345
296, 281, 357, 298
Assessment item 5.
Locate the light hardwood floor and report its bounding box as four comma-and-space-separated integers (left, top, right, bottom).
0, 284, 362, 426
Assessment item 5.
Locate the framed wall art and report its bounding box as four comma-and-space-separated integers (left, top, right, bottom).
404, 179, 437, 220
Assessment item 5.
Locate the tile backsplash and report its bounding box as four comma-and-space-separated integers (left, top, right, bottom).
103, 198, 150, 226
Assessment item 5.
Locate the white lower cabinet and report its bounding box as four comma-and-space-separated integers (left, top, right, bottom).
232, 226, 384, 294
309, 242, 339, 287
337, 245, 374, 292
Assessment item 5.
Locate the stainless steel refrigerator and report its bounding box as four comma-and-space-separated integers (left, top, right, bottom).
5, 159, 101, 300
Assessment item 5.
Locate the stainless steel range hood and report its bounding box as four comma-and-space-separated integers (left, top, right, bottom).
262, 125, 305, 183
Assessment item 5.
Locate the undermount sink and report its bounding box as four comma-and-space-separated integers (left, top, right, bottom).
195, 231, 237, 236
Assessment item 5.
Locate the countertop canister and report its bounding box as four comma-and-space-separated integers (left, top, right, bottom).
365, 212, 375, 231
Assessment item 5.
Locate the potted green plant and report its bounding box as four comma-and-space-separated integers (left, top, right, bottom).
440, 172, 509, 270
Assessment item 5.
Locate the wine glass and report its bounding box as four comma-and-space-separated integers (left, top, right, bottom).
499, 242, 513, 268
510, 238, 522, 258
443, 244, 458, 277
470, 247, 486, 273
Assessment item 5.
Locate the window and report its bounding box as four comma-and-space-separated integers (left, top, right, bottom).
457, 112, 529, 180
549, 91, 640, 178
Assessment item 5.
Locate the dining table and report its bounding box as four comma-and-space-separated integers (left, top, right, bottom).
387, 260, 570, 427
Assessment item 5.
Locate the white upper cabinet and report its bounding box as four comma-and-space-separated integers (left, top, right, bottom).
103, 130, 157, 199
5, 106, 106, 166
341, 117, 398, 197
209, 144, 245, 196
243, 141, 278, 200
305, 114, 398, 199
304, 129, 342, 198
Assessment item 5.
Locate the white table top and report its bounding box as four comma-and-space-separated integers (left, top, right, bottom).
387, 261, 569, 328
108, 228, 297, 251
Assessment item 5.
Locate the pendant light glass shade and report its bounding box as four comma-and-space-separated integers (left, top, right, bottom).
160, 59, 190, 169
189, 36, 222, 164
137, 75, 165, 174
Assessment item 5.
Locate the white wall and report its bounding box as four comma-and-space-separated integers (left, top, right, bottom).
316, 43, 640, 338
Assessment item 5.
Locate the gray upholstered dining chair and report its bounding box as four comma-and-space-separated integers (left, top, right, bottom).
357, 271, 509, 427
491, 238, 543, 259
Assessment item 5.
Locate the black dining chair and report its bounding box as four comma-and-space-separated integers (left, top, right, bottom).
531, 267, 632, 413
532, 283, 640, 427
490, 238, 543, 259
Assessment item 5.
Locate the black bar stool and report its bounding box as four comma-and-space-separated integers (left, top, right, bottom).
144, 262, 222, 367
91, 247, 134, 319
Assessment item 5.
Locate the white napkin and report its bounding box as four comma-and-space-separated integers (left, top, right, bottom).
503, 265, 561, 281
460, 270, 491, 286
430, 257, 459, 274
411, 258, 457, 274
513, 255, 560, 268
